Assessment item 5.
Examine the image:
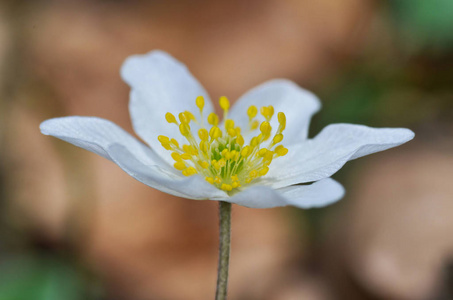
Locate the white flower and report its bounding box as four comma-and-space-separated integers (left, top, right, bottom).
40, 51, 414, 209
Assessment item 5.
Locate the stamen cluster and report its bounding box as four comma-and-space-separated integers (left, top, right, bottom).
158, 96, 288, 193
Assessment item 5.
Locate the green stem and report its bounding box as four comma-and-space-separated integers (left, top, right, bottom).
215, 201, 232, 300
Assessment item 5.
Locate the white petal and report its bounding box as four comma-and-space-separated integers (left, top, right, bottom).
40, 116, 165, 166
278, 178, 345, 208
121, 50, 214, 164
228, 79, 321, 143
40, 117, 226, 200
224, 178, 344, 209
108, 144, 228, 200
267, 124, 415, 188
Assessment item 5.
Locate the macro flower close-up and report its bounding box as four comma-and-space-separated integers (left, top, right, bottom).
3, 1, 453, 299
40, 50, 414, 209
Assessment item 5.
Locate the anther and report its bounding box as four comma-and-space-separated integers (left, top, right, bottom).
251, 120, 259, 130
275, 145, 288, 156
158, 135, 170, 143
227, 128, 237, 137
179, 112, 190, 124
182, 167, 197, 176
260, 121, 271, 135
207, 113, 219, 126
263, 150, 274, 163
196, 96, 205, 111
184, 111, 196, 122
162, 143, 172, 150
198, 128, 209, 141
247, 105, 258, 119
199, 161, 209, 169
183, 145, 198, 155
260, 105, 274, 120
259, 166, 269, 176
278, 112, 286, 130
241, 146, 251, 157
179, 123, 190, 136
258, 148, 267, 157
171, 152, 182, 161
219, 96, 230, 111
225, 119, 235, 129
199, 141, 209, 153
165, 113, 177, 124
273, 133, 283, 144
181, 153, 192, 160
218, 159, 226, 168
170, 138, 179, 147
221, 184, 233, 191
209, 126, 222, 139
250, 137, 260, 148
174, 162, 186, 170
236, 135, 244, 146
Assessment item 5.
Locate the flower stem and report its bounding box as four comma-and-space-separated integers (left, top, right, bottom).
215, 201, 232, 300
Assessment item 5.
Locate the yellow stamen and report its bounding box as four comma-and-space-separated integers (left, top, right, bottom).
174, 162, 186, 170
250, 120, 259, 130
170, 138, 179, 147
199, 161, 209, 169
260, 121, 271, 135
273, 133, 283, 144
181, 153, 192, 160
165, 113, 177, 124
209, 126, 222, 139
199, 141, 209, 153
158, 96, 289, 193
158, 135, 170, 143
247, 105, 258, 119
260, 105, 274, 120
221, 183, 233, 191
219, 96, 230, 111
236, 135, 244, 146
183, 144, 198, 155
241, 146, 251, 157
275, 145, 288, 156
207, 113, 219, 126
259, 166, 269, 176
184, 111, 196, 122
179, 112, 190, 124
227, 128, 237, 137
278, 112, 286, 130
179, 123, 190, 136
182, 167, 198, 176
225, 119, 234, 129
198, 128, 209, 141
161, 143, 172, 150
171, 152, 182, 161
196, 96, 205, 111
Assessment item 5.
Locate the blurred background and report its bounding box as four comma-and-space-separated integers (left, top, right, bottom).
0, 0, 452, 299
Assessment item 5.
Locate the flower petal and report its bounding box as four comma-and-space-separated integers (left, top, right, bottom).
228, 79, 321, 143
40, 116, 227, 199
267, 124, 415, 188
108, 144, 228, 200
224, 178, 344, 209
40, 116, 166, 167
120, 50, 214, 164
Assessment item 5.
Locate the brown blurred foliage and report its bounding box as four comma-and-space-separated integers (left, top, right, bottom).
0, 0, 452, 300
